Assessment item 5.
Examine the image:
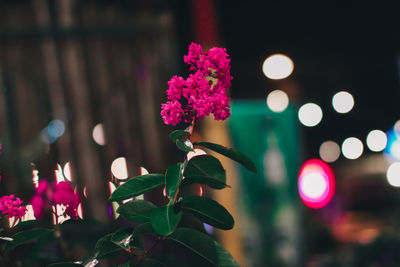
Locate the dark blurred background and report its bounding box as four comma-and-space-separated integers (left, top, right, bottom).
1, 0, 400, 266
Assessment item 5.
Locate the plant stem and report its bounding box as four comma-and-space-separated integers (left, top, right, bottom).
53, 207, 72, 259
172, 119, 196, 205
134, 120, 196, 266
172, 187, 180, 204
133, 236, 163, 267
54, 223, 72, 260
11, 219, 18, 228
189, 119, 196, 140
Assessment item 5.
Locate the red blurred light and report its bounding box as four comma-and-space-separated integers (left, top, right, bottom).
298, 159, 335, 209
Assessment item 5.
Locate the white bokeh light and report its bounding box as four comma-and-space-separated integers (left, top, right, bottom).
319, 141, 341, 163
109, 181, 117, 194
366, 130, 387, 152
342, 137, 363, 160
298, 103, 323, 127
299, 172, 327, 199
389, 142, 400, 161
332, 91, 354, 113
63, 162, 72, 181
387, 162, 400, 187
111, 157, 128, 180
55, 164, 65, 183
140, 167, 149, 175
92, 123, 106, 146
394, 120, 400, 132
262, 54, 294, 80
266, 90, 289, 113
187, 148, 207, 160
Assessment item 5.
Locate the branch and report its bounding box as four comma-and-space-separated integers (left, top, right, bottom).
132, 236, 163, 267
54, 223, 72, 261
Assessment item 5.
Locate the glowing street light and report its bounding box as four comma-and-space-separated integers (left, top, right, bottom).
262, 54, 294, 80
342, 137, 363, 160
366, 130, 387, 152
332, 91, 354, 113
387, 162, 400, 187
298, 103, 323, 127
298, 159, 335, 209
319, 141, 340, 163
266, 90, 289, 113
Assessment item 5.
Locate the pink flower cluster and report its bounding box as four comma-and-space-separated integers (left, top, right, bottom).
161, 42, 232, 125
31, 180, 81, 220
0, 194, 27, 219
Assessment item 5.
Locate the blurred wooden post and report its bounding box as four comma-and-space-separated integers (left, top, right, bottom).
0, 62, 10, 190
32, 0, 73, 165
81, 5, 139, 182
201, 118, 246, 267
55, 0, 109, 222
106, 39, 142, 176
135, 49, 164, 171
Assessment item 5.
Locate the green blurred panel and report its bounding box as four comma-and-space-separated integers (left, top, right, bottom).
229, 100, 302, 267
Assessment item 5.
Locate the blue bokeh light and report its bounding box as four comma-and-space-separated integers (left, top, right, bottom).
384, 128, 400, 161
47, 119, 65, 138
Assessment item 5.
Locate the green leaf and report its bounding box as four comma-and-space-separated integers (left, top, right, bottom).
111, 227, 144, 251
180, 196, 234, 230
82, 258, 99, 267
169, 129, 193, 152
29, 230, 58, 260
148, 254, 186, 267
182, 155, 228, 189
169, 130, 189, 141
167, 228, 239, 267
47, 263, 83, 267
94, 233, 122, 259
5, 228, 54, 251
111, 228, 132, 249
194, 141, 257, 173
176, 139, 194, 152
133, 223, 156, 236
165, 163, 183, 199
110, 174, 165, 202
130, 235, 144, 251
150, 204, 182, 236
117, 200, 157, 222
140, 262, 166, 267
14, 220, 39, 229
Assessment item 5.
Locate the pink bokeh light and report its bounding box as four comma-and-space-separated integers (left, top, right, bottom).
298, 159, 335, 209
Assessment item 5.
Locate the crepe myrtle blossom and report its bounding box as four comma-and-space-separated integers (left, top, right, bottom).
161, 42, 232, 125
0, 194, 27, 219
31, 180, 81, 220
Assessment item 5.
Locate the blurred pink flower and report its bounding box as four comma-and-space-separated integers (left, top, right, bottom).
36, 180, 48, 195
53, 182, 73, 205
53, 181, 80, 219
0, 194, 27, 219
65, 193, 81, 220
31, 194, 46, 219
31, 180, 81, 220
